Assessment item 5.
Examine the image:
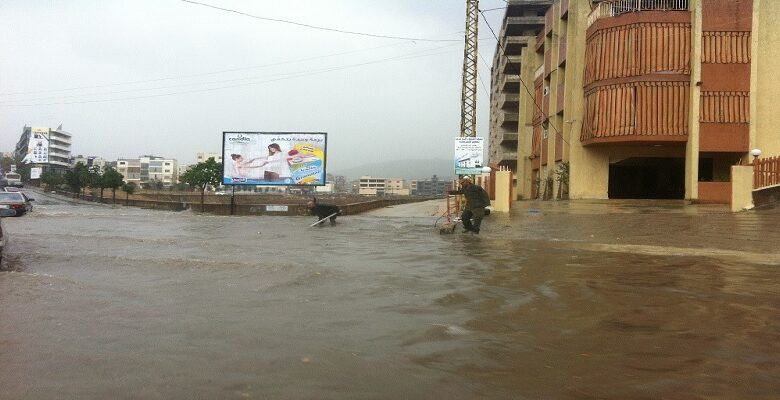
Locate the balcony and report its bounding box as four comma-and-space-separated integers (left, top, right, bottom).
498, 112, 520, 127
504, 16, 546, 36
587, 0, 689, 28
499, 93, 520, 110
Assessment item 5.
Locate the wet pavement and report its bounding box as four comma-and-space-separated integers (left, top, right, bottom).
1, 191, 779, 399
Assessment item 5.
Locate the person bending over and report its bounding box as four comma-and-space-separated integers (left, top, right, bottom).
307, 198, 342, 226
448, 176, 490, 234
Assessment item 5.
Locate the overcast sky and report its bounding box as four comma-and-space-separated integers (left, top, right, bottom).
0, 0, 504, 170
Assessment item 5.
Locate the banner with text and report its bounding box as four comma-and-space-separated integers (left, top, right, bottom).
454, 137, 484, 175
222, 132, 327, 186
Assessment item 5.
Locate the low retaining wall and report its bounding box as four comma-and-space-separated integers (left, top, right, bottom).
53, 190, 436, 216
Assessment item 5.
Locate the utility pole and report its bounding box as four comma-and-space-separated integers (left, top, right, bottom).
460, 0, 479, 139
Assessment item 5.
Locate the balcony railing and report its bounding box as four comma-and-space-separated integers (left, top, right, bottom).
754, 156, 780, 190
587, 0, 689, 28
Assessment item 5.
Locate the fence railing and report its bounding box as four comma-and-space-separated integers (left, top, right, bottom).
587, 0, 689, 27
754, 156, 780, 189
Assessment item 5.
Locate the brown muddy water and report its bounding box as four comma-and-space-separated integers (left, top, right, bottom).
1, 192, 779, 399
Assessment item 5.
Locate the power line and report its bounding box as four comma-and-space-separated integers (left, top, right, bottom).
1, 43, 460, 103
0, 46, 460, 107
180, 0, 462, 43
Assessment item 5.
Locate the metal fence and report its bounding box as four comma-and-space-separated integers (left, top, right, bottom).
588, 0, 690, 27
754, 156, 780, 189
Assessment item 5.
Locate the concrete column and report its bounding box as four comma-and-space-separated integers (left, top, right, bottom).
493, 169, 513, 212
685, 0, 703, 200
731, 165, 754, 211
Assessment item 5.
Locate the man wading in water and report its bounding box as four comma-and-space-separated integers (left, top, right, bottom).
448, 176, 490, 234
307, 198, 342, 226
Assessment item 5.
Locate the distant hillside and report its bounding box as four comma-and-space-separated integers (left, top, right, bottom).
332, 159, 454, 181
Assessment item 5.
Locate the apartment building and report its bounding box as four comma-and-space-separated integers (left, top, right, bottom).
14, 125, 72, 174
358, 176, 410, 196
196, 152, 222, 164
492, 0, 780, 203
117, 156, 178, 186
489, 1, 553, 172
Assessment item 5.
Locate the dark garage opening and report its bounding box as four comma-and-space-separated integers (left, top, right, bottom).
608, 157, 685, 199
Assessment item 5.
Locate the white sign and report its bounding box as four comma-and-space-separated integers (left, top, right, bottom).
24, 127, 50, 164
454, 137, 485, 175
30, 167, 42, 179
265, 205, 289, 212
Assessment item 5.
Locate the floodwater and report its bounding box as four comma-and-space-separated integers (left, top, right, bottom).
1, 191, 779, 399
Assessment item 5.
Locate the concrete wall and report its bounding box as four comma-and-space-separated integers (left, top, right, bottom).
731, 165, 754, 211
752, 0, 780, 158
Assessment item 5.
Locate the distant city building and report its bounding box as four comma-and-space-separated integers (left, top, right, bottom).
196, 152, 222, 164
117, 155, 178, 186
14, 125, 72, 174
358, 176, 409, 196
70, 155, 109, 170
412, 175, 452, 196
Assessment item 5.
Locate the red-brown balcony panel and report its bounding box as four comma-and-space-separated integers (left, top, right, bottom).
585, 14, 691, 87
699, 124, 749, 152
544, 50, 552, 77
581, 81, 690, 145
700, 64, 751, 92
536, 31, 545, 53
555, 132, 563, 161
531, 124, 542, 158
702, 32, 751, 63
542, 137, 549, 165
559, 35, 567, 66
545, 6, 554, 35
560, 0, 569, 19
533, 81, 544, 124
702, 0, 753, 31
697, 182, 732, 204
556, 81, 565, 114
542, 87, 550, 117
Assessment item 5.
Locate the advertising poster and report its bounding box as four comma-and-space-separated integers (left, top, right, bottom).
454, 137, 485, 175
23, 127, 50, 164
30, 167, 42, 180
222, 132, 327, 186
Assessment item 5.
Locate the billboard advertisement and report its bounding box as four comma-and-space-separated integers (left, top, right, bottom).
23, 127, 50, 164
222, 132, 327, 186
454, 137, 484, 175
30, 167, 42, 180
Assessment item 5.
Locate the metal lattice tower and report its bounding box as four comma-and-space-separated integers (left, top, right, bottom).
460, 0, 479, 138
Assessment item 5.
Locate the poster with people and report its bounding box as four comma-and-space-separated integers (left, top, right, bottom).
222, 132, 327, 186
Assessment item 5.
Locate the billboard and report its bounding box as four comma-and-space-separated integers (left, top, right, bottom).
454, 137, 484, 175
23, 127, 50, 164
30, 167, 42, 180
222, 132, 327, 186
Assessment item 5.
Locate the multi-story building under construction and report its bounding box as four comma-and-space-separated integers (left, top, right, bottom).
489, 0, 780, 203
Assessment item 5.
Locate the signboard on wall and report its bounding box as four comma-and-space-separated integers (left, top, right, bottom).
222, 132, 327, 186
30, 167, 42, 179
454, 137, 484, 175
23, 127, 50, 164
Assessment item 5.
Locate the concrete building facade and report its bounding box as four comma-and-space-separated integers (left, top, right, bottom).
491, 0, 780, 203
14, 125, 72, 174
117, 156, 178, 186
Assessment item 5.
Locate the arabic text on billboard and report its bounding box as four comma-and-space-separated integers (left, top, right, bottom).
454, 137, 484, 175
25, 127, 50, 164
222, 132, 327, 186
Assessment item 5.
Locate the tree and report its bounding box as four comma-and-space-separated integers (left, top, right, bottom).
40, 171, 64, 190
179, 157, 222, 211
101, 167, 125, 204
122, 182, 137, 205
65, 162, 91, 198
87, 165, 104, 202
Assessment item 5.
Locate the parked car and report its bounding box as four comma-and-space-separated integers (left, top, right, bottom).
0, 192, 34, 216
0, 208, 17, 263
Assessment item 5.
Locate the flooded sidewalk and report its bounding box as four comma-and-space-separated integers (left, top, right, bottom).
1, 193, 779, 399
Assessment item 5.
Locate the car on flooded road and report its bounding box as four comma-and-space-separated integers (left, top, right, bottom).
0, 208, 17, 263
0, 192, 34, 216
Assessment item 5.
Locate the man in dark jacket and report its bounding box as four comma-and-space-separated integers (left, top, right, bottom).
448, 177, 490, 234
307, 198, 342, 226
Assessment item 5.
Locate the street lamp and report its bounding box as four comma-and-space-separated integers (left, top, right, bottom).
751, 148, 762, 164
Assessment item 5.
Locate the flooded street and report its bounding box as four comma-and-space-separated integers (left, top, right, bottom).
1, 191, 779, 399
